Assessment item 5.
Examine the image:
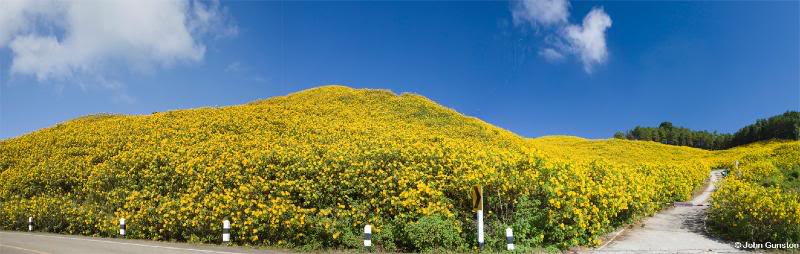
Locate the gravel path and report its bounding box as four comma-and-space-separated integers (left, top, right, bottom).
586, 170, 753, 254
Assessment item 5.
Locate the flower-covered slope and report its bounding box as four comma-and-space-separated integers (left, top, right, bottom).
1, 85, 792, 251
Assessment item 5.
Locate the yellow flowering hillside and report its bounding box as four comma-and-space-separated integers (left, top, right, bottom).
527, 136, 712, 243
529, 135, 712, 165
707, 141, 800, 242
0, 85, 794, 251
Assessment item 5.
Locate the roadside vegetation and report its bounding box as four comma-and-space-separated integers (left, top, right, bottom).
707, 141, 800, 243
0, 86, 796, 252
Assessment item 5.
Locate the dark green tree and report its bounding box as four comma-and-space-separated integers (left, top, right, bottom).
616, 111, 799, 150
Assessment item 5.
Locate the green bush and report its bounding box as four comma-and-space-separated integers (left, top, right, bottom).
509, 196, 546, 248
403, 214, 465, 252
372, 220, 399, 252
482, 196, 547, 252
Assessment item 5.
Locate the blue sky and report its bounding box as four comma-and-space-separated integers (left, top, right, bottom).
1, 0, 798, 140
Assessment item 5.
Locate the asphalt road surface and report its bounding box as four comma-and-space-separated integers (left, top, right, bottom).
0, 231, 280, 254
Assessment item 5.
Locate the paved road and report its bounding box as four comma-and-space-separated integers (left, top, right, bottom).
0, 231, 280, 254
587, 170, 752, 254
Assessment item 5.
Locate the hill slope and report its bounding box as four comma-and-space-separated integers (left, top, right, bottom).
0, 86, 731, 251
707, 140, 800, 243
529, 135, 711, 165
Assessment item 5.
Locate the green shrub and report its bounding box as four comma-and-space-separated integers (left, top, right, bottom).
403, 214, 465, 252
509, 196, 546, 248
373, 221, 398, 252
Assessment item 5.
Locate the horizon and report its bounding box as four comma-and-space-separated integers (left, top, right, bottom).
0, 83, 795, 140
1, 0, 799, 140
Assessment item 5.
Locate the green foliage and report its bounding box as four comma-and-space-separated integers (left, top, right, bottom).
730, 111, 800, 148
372, 220, 399, 252
481, 196, 547, 252
619, 122, 732, 150
618, 111, 799, 150
402, 214, 465, 252
508, 196, 546, 248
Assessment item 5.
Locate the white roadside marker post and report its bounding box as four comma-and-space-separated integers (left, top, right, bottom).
478, 208, 484, 251
28, 217, 33, 231
471, 184, 484, 251
222, 219, 231, 244
363, 224, 372, 250
119, 218, 126, 237
506, 227, 515, 251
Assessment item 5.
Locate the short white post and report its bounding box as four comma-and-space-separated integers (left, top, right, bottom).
119, 218, 126, 237
28, 217, 33, 231
735, 160, 741, 177
222, 219, 231, 243
477, 209, 484, 250
363, 224, 372, 248
506, 227, 514, 251
471, 184, 484, 251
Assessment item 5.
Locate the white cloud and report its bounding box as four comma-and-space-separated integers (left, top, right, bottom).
0, 0, 65, 48
564, 8, 612, 73
1, 0, 236, 82
539, 47, 565, 62
189, 0, 239, 40
511, 0, 570, 28
511, 0, 612, 73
